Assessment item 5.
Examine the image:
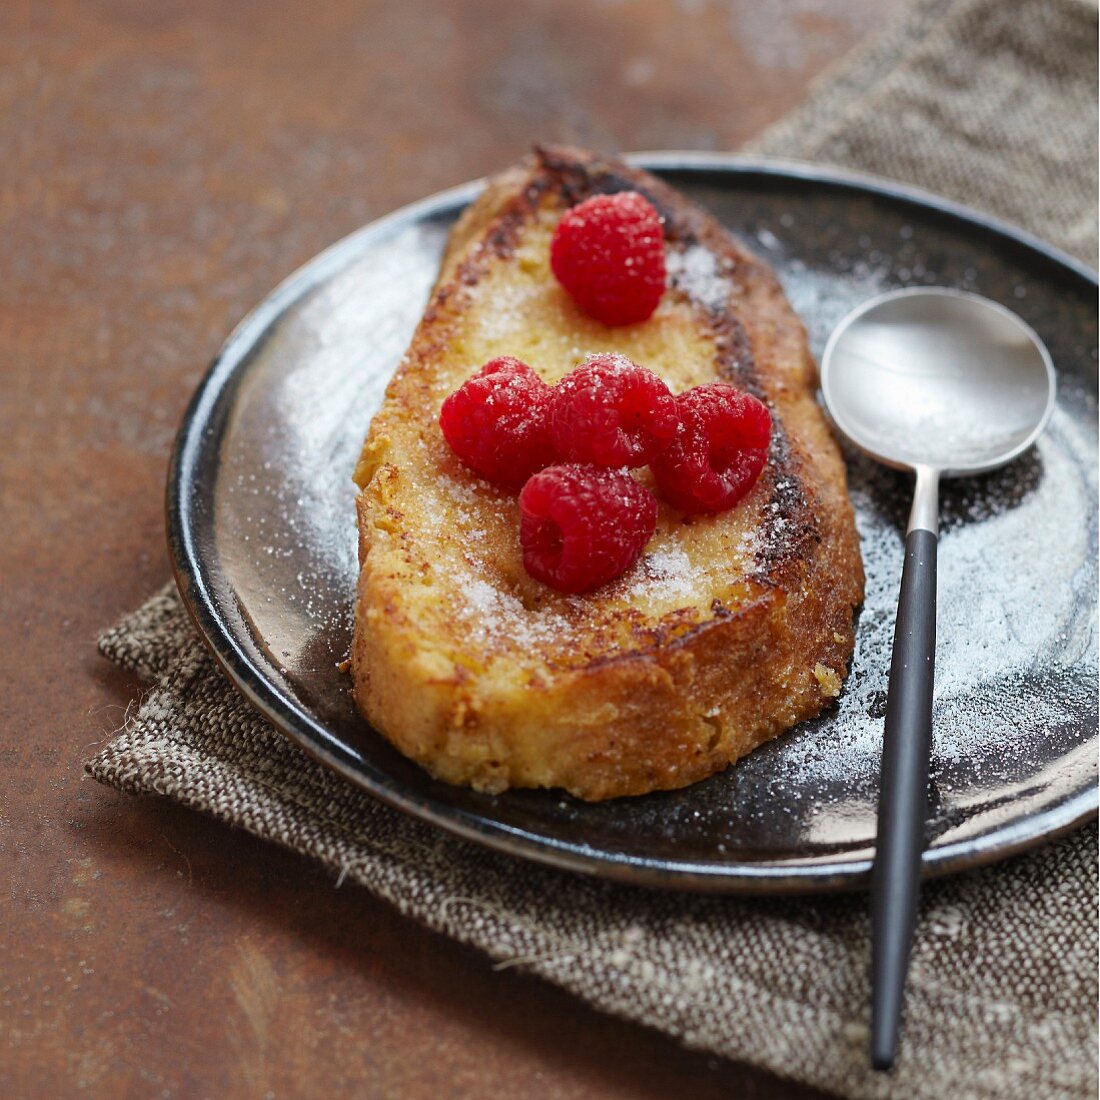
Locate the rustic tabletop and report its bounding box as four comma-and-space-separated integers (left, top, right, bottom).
3, 1, 906, 1095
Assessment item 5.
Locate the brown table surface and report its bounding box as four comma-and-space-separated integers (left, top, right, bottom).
3, 2, 905, 1095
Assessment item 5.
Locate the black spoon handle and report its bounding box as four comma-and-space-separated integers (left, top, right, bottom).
871, 525, 938, 1071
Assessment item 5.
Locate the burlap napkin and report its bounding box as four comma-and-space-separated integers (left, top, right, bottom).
87, 1, 1099, 1096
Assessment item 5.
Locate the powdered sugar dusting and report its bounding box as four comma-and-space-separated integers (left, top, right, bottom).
456, 576, 572, 649
623, 545, 701, 603
734, 260, 1098, 798
666, 244, 734, 311
762, 414, 1096, 798
474, 279, 544, 342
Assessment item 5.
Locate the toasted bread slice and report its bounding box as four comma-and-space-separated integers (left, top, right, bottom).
351, 147, 864, 801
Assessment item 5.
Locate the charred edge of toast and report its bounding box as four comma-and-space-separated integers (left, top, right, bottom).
428, 145, 820, 596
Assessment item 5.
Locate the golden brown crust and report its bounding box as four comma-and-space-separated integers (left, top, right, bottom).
351, 146, 864, 800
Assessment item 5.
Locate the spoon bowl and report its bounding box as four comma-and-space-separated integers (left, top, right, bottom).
819, 287, 1056, 1071
822, 288, 1056, 476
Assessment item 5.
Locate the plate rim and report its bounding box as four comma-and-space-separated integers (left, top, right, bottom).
167, 154, 1099, 895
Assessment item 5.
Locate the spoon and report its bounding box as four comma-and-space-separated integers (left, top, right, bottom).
820, 287, 1056, 1071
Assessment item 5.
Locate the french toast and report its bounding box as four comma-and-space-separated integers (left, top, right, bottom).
351, 146, 864, 801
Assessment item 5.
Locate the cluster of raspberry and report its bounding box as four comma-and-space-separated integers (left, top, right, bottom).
439, 192, 770, 593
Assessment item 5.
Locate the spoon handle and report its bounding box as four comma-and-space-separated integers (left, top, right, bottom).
871, 486, 938, 1070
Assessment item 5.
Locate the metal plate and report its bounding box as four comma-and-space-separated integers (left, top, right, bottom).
168, 156, 1098, 893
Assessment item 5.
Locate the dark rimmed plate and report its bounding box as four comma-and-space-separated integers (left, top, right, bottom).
168, 155, 1098, 894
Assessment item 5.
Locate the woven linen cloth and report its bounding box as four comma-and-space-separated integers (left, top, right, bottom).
87, 1, 1099, 1096
746, 0, 1098, 263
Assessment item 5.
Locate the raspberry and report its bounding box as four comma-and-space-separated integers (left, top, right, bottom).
439, 357, 555, 490
550, 191, 666, 326
547, 353, 679, 468
519, 464, 658, 593
650, 384, 771, 514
